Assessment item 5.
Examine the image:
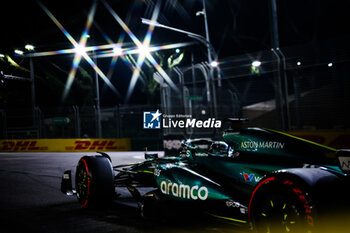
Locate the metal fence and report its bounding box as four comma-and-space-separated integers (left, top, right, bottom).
0, 105, 164, 150
1, 37, 350, 148
156, 37, 350, 138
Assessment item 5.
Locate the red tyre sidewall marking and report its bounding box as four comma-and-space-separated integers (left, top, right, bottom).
80, 158, 90, 208
249, 177, 315, 228
283, 179, 315, 227
248, 176, 276, 217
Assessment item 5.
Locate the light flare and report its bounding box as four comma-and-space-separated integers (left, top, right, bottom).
38, 0, 184, 104
95, 41, 194, 59
25, 43, 124, 58
38, 0, 121, 102
74, 44, 87, 56
102, 0, 179, 103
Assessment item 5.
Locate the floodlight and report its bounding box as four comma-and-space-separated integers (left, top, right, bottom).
251, 60, 261, 67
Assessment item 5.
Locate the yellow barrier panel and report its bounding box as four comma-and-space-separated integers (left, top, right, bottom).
0, 138, 131, 152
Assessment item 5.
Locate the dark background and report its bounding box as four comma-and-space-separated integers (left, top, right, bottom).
1, 0, 349, 107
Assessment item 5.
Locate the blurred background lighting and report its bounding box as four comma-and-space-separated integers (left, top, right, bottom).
210, 60, 218, 67
137, 44, 150, 57
113, 46, 123, 56
297, 61, 301, 66
25, 44, 35, 51
251, 60, 261, 67
74, 44, 86, 56
196, 10, 204, 16
14, 49, 24, 55
328, 62, 333, 67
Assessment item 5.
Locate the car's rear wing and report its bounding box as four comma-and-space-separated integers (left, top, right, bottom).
337, 149, 350, 175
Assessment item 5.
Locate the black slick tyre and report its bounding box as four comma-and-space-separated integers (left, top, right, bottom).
75, 155, 115, 208
250, 179, 316, 233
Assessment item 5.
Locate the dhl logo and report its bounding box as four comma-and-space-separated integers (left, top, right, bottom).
0, 141, 47, 151
0, 139, 130, 152
65, 140, 122, 150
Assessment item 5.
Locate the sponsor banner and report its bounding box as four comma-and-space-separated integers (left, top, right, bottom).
0, 138, 131, 152
163, 134, 185, 156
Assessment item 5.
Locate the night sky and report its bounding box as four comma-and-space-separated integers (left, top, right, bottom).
1, 0, 349, 107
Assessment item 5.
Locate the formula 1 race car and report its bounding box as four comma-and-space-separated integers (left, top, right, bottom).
61, 119, 350, 233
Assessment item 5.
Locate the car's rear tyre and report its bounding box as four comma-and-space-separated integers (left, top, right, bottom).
75, 155, 115, 208
251, 185, 316, 233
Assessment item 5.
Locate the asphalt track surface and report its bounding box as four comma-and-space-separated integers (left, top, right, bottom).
0, 152, 249, 233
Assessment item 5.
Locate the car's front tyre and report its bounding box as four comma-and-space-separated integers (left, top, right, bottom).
75, 155, 115, 208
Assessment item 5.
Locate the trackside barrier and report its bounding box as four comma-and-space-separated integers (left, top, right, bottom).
0, 138, 131, 152
1, 131, 349, 152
